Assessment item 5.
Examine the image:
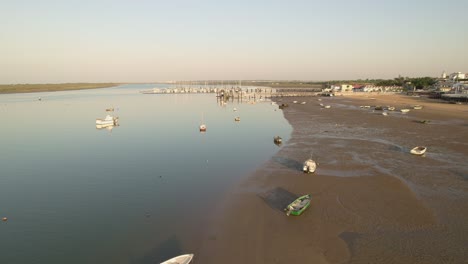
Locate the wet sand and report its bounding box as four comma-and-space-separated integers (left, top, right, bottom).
196, 93, 468, 263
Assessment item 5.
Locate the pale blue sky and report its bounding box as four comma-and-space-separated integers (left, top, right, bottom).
1, 0, 467, 83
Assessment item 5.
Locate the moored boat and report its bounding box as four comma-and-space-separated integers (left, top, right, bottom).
400, 109, 410, 113
234, 117, 240, 122
96, 115, 118, 126
199, 124, 207, 132
413, 105, 423, 110
284, 194, 311, 216
303, 159, 317, 173
324, 105, 331, 109
410, 146, 427, 155
273, 136, 282, 145
161, 254, 194, 264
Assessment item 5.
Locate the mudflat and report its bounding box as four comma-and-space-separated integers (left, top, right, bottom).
196, 94, 468, 264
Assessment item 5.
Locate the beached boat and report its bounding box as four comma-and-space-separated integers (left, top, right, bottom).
374, 106, 383, 111
234, 117, 240, 122
279, 103, 288, 109
410, 146, 427, 156
413, 105, 423, 110
400, 109, 410, 113
273, 136, 282, 144
161, 254, 194, 264
96, 115, 118, 126
284, 194, 311, 216
303, 159, 317, 173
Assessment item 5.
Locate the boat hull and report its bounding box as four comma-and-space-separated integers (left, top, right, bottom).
410, 146, 427, 155
285, 194, 311, 216
161, 254, 194, 264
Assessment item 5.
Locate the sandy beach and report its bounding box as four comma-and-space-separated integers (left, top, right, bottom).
195, 93, 468, 263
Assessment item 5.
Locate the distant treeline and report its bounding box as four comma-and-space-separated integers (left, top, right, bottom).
0, 83, 118, 94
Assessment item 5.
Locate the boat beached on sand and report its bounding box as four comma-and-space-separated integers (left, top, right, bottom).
410, 146, 427, 156
161, 254, 194, 264
284, 194, 311, 216
303, 159, 317, 173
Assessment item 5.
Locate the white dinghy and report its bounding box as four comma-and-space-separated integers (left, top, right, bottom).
410, 146, 427, 156
303, 159, 317, 173
161, 254, 194, 264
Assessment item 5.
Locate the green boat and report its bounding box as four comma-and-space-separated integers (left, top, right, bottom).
284, 194, 311, 216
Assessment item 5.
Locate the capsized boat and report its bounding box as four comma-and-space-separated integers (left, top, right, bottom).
303, 159, 317, 173
284, 194, 311, 216
410, 146, 427, 156
161, 254, 194, 264
96, 115, 118, 126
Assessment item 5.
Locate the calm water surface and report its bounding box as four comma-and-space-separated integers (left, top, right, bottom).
0, 84, 291, 264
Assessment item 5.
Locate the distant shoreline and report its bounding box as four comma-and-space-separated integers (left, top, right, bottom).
0, 83, 120, 94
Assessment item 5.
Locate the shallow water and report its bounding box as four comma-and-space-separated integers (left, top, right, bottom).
0, 84, 292, 264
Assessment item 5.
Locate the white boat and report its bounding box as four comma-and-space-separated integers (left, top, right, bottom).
301, 101, 306, 104
324, 105, 331, 109
413, 105, 423, 110
199, 124, 206, 132
400, 109, 410, 113
161, 254, 194, 264
96, 115, 118, 126
293, 101, 298, 104
303, 159, 317, 173
410, 146, 427, 155
387, 106, 395, 111
233, 107, 237, 111
382, 112, 388, 116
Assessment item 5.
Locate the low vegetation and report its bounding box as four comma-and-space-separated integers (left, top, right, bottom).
0, 83, 118, 94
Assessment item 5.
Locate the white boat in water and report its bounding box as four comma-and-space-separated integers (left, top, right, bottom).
400, 109, 410, 113
413, 105, 423, 110
199, 124, 206, 132
161, 254, 194, 264
96, 115, 118, 126
410, 146, 427, 155
324, 105, 331, 109
303, 159, 317, 173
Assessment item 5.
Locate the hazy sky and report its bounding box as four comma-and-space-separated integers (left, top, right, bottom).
1, 0, 467, 83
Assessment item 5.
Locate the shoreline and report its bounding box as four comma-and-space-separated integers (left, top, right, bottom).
196, 93, 468, 263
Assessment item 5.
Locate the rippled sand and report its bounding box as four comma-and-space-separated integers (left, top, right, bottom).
196, 94, 468, 264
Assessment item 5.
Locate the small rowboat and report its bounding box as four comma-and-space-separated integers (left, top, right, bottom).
161, 254, 194, 264
284, 194, 311, 216
410, 146, 427, 155
199, 124, 207, 132
303, 159, 317, 173
400, 109, 410, 113
273, 136, 282, 145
